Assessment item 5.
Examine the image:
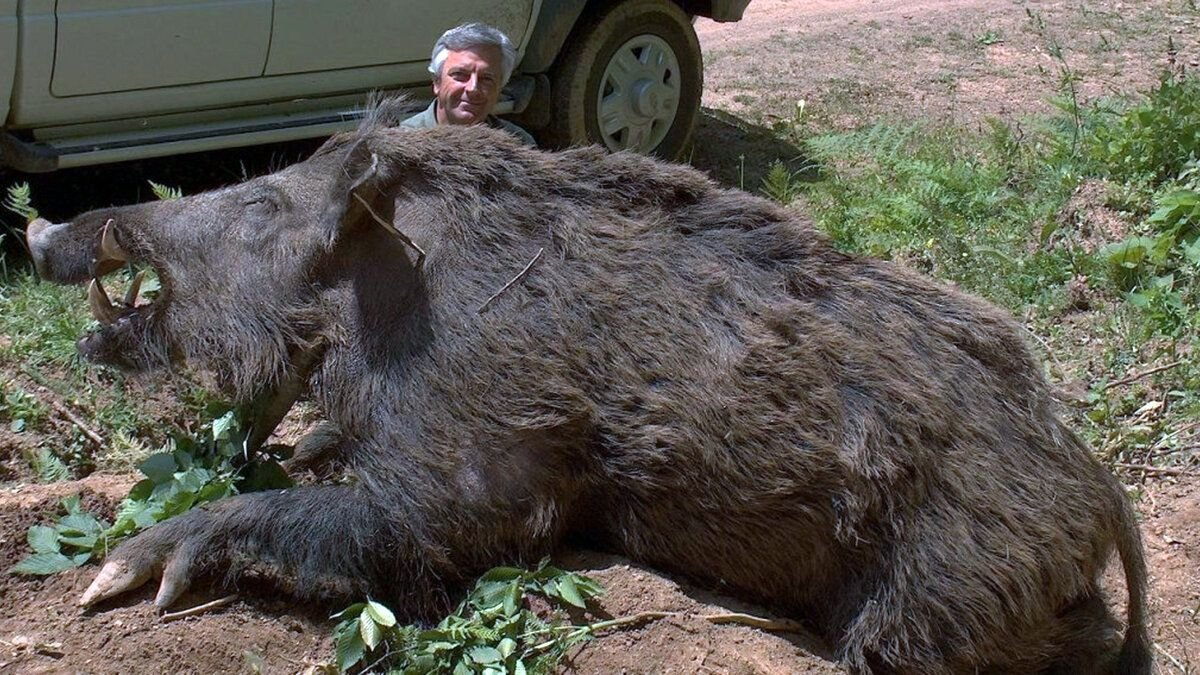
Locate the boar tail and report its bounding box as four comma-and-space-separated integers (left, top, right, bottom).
1115, 489, 1152, 675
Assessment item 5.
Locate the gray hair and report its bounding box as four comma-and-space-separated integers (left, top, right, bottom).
428, 23, 517, 87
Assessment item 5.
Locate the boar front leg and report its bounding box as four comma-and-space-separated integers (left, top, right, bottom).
79, 485, 445, 612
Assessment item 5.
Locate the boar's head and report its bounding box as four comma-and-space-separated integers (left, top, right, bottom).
24, 123, 414, 402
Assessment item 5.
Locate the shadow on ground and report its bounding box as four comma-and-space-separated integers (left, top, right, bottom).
689, 106, 815, 192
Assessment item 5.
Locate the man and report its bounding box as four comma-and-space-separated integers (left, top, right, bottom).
402, 23, 536, 146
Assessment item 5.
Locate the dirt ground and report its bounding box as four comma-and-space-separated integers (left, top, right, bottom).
3, 0, 1200, 673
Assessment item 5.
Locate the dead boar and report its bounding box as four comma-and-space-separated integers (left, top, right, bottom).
25, 101, 1150, 674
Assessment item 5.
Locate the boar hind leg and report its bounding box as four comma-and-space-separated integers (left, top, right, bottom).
1032, 592, 1124, 675
838, 581, 1122, 675
80, 486, 445, 614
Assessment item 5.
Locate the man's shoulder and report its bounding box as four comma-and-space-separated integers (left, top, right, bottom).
491, 117, 537, 147
400, 102, 438, 129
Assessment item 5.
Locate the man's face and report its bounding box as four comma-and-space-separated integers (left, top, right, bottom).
433, 45, 503, 126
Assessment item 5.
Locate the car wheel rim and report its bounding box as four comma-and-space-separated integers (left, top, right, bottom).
596, 34, 681, 153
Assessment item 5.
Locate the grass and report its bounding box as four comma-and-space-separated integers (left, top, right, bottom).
0, 251, 215, 479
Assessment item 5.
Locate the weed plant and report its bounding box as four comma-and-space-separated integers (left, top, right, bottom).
12, 408, 292, 575
331, 561, 605, 675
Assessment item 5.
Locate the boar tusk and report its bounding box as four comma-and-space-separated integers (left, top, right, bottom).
99, 219, 130, 263
124, 270, 145, 307
88, 278, 121, 325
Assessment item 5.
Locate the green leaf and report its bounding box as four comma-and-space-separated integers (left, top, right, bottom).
197, 479, 236, 504
174, 467, 213, 493
147, 180, 183, 201
335, 621, 367, 672
471, 579, 514, 611
58, 533, 98, 550
365, 600, 397, 628
502, 580, 521, 617
59, 513, 105, 536
160, 488, 199, 518
555, 575, 587, 608
479, 566, 524, 582
28, 526, 60, 554
468, 646, 502, 665
132, 503, 164, 529
9, 418, 25, 432
4, 182, 39, 222
138, 274, 162, 296
139, 453, 178, 483
11, 552, 79, 575
211, 410, 237, 442
572, 575, 604, 599
330, 603, 365, 621
359, 614, 382, 651
127, 479, 155, 502
497, 637, 517, 659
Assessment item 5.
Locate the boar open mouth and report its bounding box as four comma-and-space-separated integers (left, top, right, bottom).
76, 219, 170, 367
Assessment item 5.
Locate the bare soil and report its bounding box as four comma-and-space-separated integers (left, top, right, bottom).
3, 1, 1200, 673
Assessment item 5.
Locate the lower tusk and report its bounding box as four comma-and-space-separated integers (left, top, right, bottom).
124, 271, 145, 307
88, 278, 121, 325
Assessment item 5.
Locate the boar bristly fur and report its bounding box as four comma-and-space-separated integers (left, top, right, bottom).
27, 99, 1149, 675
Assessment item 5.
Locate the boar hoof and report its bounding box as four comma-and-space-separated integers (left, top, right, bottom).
79, 558, 159, 607
79, 520, 207, 609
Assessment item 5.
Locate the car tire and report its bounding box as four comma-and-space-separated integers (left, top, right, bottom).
544, 0, 702, 159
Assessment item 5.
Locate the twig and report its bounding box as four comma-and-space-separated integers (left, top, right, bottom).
160, 594, 239, 622
1154, 641, 1189, 674
1101, 360, 1186, 392
48, 400, 104, 446
537, 608, 807, 654
530, 611, 673, 655
703, 611, 807, 633
1115, 463, 1200, 477
1151, 420, 1200, 451
1022, 325, 1069, 381
353, 192, 427, 266
16, 366, 105, 445
477, 248, 544, 314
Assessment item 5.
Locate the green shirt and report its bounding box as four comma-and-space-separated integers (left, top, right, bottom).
400, 101, 536, 146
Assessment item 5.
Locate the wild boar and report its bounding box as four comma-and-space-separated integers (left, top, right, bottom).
25, 101, 1149, 674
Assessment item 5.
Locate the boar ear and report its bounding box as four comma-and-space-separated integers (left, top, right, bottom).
320, 140, 394, 247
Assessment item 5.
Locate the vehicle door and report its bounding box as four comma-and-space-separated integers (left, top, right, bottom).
264, 1, 536, 91
52, 0, 272, 96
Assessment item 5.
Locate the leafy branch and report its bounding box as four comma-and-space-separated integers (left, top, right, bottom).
11, 408, 292, 575
330, 559, 604, 674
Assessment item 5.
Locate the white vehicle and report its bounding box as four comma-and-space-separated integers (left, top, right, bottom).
0, 0, 750, 171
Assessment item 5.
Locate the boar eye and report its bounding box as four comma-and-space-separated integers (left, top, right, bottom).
243, 194, 279, 216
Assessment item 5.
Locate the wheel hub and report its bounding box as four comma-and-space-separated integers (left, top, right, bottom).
597, 34, 681, 153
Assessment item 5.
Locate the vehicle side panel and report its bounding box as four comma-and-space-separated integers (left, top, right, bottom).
518, 0, 588, 74
264, 1, 534, 85
0, 1, 16, 125
52, 0, 272, 96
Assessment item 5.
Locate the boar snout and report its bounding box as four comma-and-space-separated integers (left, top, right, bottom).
25, 217, 59, 280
